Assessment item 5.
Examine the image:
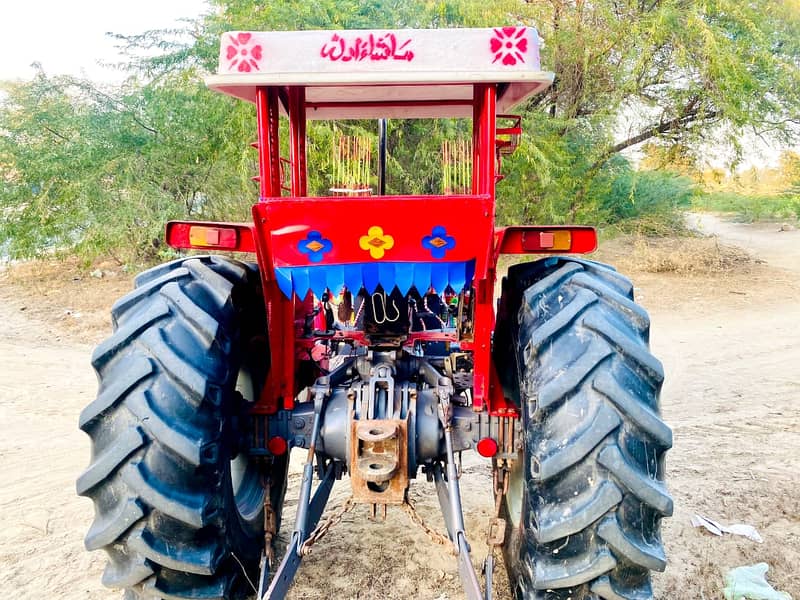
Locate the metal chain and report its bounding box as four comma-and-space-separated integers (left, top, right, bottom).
300, 495, 355, 556
484, 461, 511, 574
261, 463, 277, 567
401, 496, 457, 556
491, 462, 510, 526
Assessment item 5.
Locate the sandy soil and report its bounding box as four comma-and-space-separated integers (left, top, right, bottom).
0, 214, 798, 599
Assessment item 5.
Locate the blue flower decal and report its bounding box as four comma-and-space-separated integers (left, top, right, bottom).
422, 226, 456, 259
298, 230, 332, 263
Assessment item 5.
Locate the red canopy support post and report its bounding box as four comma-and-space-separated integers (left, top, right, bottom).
476, 84, 496, 198
254, 86, 296, 413
289, 87, 308, 197
470, 84, 498, 413
256, 86, 282, 199
471, 88, 481, 195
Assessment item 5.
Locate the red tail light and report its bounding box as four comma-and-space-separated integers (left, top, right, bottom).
165, 221, 256, 252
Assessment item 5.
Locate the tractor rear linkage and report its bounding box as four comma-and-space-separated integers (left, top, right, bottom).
252, 350, 516, 600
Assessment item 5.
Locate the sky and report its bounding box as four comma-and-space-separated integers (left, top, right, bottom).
0, 0, 209, 82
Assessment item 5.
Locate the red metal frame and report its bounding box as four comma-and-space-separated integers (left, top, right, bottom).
165, 83, 597, 418
254, 195, 492, 267
253, 87, 295, 413
467, 84, 498, 412
288, 87, 307, 197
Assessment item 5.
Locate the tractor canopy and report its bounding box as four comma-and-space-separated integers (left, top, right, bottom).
206, 27, 554, 118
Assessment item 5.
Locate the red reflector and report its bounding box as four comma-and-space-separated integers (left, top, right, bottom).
476, 437, 498, 458
522, 229, 572, 252
267, 436, 288, 456
189, 226, 238, 249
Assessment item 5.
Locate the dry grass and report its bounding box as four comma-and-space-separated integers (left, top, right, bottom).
596, 235, 757, 275
0, 257, 133, 344
496, 233, 757, 292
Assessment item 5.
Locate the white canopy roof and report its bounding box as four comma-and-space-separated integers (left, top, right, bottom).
206, 28, 554, 119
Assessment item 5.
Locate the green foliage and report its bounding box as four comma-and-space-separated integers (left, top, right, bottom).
596, 161, 696, 221
0, 68, 259, 263
693, 192, 800, 223
2, 0, 799, 263
595, 162, 697, 234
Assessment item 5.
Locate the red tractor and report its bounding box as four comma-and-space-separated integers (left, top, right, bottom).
78, 26, 672, 600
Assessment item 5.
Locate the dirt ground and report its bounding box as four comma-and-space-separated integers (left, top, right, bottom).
0, 213, 798, 599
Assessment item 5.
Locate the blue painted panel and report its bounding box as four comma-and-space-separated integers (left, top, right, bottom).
412, 263, 432, 293
274, 268, 294, 299
430, 262, 448, 293
448, 262, 466, 292
273, 260, 476, 299
378, 263, 396, 292
325, 264, 345, 294
291, 268, 310, 300
362, 263, 380, 294
395, 263, 415, 296
308, 266, 328, 298
343, 263, 363, 292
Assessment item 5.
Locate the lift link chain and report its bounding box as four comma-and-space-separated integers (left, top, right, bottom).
262, 464, 277, 567
482, 459, 510, 597
300, 496, 355, 556
402, 495, 457, 556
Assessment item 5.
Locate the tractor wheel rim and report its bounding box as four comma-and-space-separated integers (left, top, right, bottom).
506, 450, 524, 528
232, 367, 266, 526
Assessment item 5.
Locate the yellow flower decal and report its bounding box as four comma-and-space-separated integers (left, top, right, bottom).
359, 225, 395, 259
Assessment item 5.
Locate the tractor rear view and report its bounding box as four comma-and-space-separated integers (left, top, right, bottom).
78, 26, 672, 600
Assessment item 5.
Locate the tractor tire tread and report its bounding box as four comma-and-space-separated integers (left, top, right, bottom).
101, 551, 154, 588
76, 425, 146, 495
534, 402, 621, 482
140, 574, 230, 600
498, 257, 671, 600
79, 255, 276, 600
79, 356, 154, 431
127, 524, 224, 576
126, 390, 212, 467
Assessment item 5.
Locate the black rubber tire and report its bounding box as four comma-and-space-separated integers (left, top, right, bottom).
494, 257, 673, 600
77, 256, 288, 600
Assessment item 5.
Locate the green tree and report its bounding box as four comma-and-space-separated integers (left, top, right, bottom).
2, 0, 799, 261
0, 69, 258, 262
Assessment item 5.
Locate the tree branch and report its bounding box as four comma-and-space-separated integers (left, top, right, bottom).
606, 107, 719, 156
41, 125, 69, 141
577, 104, 721, 197
75, 79, 159, 136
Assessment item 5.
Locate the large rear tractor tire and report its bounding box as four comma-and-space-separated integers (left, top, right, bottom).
494, 257, 673, 600
77, 256, 287, 599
